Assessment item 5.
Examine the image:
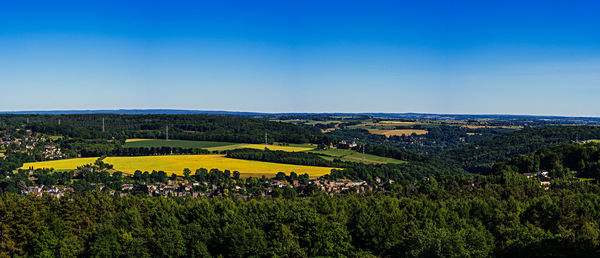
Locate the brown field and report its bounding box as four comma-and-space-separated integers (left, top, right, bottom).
368, 129, 428, 137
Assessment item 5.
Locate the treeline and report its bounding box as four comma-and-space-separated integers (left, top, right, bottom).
492, 142, 600, 179
325, 125, 512, 154
15, 114, 329, 144
362, 144, 427, 162
440, 126, 600, 174
226, 148, 465, 184
2, 174, 600, 257
226, 148, 339, 167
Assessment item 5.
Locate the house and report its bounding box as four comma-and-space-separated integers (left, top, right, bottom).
336, 140, 357, 149
537, 171, 549, 177
523, 173, 534, 178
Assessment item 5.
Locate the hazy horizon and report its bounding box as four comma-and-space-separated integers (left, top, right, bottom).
2, 1, 600, 117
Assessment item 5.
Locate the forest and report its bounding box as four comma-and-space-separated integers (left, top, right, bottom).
492, 142, 600, 179
2, 174, 600, 257
441, 126, 600, 173
3, 114, 600, 257
1, 114, 328, 144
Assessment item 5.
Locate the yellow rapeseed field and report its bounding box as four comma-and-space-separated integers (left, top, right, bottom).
21, 155, 334, 178
125, 138, 151, 143
368, 129, 428, 137
21, 157, 99, 171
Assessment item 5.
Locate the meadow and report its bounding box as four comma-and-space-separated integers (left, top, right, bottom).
309, 148, 406, 164
124, 139, 315, 152
21, 155, 334, 178
124, 139, 238, 149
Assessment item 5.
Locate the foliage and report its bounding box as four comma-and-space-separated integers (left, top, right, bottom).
2, 175, 600, 257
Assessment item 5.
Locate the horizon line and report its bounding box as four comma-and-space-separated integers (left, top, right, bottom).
1, 109, 600, 119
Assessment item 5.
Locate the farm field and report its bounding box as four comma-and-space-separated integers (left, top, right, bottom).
21, 155, 334, 178
124, 139, 239, 149
20, 157, 100, 171
124, 139, 315, 152
309, 148, 406, 164
206, 143, 315, 152
462, 125, 523, 130
368, 129, 428, 137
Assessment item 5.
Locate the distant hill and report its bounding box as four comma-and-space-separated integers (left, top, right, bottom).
0, 109, 266, 116
1, 109, 599, 124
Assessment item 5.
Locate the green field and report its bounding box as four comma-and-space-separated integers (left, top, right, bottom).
125, 139, 239, 149
125, 139, 316, 152
309, 148, 406, 164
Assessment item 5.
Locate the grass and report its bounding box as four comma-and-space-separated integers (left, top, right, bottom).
586, 139, 600, 144
49, 136, 64, 141
125, 139, 240, 149
309, 148, 406, 164
368, 129, 428, 137
124, 139, 315, 152
205, 143, 314, 152
21, 155, 334, 178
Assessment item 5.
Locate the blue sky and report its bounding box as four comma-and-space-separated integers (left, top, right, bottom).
1, 0, 599, 116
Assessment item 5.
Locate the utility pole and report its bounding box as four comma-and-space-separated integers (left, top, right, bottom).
166, 125, 169, 141
362, 144, 365, 162
26, 118, 29, 124
58, 119, 61, 126
102, 118, 105, 132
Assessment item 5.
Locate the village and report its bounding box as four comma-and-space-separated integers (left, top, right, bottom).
0, 129, 63, 160
20, 173, 391, 199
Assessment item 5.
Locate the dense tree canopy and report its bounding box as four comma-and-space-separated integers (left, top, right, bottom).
1, 174, 600, 257
441, 126, 600, 173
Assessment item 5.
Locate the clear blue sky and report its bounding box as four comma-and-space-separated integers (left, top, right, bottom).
1, 0, 599, 116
